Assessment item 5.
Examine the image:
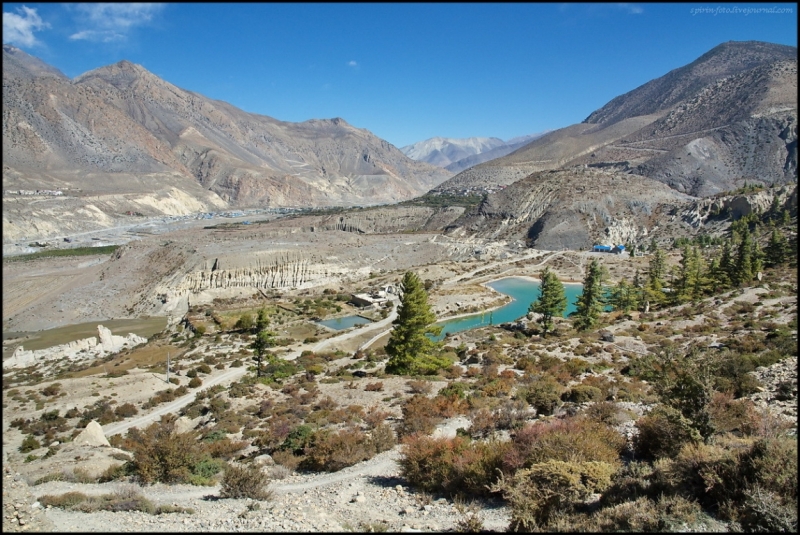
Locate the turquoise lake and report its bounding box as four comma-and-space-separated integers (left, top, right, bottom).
317, 315, 372, 330
433, 277, 583, 340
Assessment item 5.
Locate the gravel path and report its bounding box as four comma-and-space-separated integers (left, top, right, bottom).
18, 428, 510, 532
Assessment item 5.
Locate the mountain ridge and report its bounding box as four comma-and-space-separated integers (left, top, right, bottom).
2, 51, 452, 242
433, 40, 797, 198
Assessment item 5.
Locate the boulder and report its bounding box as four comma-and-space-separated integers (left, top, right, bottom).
72, 420, 111, 447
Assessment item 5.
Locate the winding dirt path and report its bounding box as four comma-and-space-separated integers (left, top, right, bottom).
101, 299, 400, 439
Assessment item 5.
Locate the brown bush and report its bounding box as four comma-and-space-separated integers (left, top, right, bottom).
707, 392, 760, 436
270, 449, 303, 471
503, 417, 624, 473
400, 395, 443, 437
363, 405, 390, 429
406, 379, 433, 394
633, 405, 701, 461
364, 381, 384, 392
301, 426, 376, 472
125, 420, 201, 484
113, 403, 138, 419
202, 437, 248, 460
370, 423, 397, 453
491, 460, 616, 530
219, 464, 272, 500
400, 435, 509, 497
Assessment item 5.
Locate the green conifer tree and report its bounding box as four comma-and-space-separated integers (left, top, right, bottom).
608, 277, 638, 313
765, 228, 789, 267
734, 227, 753, 285
718, 240, 734, 288
643, 248, 667, 310
251, 329, 276, 378
529, 267, 567, 336
255, 307, 270, 333
385, 272, 447, 375
574, 259, 607, 331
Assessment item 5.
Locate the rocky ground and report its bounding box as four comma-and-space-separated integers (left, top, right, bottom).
4, 441, 511, 533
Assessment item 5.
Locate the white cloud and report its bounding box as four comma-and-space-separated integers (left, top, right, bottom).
347, 60, 358, 68
69, 3, 164, 42
615, 3, 643, 15
69, 29, 124, 42
3, 5, 50, 47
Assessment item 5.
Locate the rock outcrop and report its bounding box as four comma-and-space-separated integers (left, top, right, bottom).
3, 325, 147, 370
72, 421, 111, 448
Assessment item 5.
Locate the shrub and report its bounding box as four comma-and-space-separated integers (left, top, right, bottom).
400, 435, 509, 497
438, 381, 470, 400
301, 426, 376, 472
370, 423, 397, 453
19, 434, 42, 453
563, 385, 602, 404
125, 420, 202, 484
633, 405, 701, 461
188, 377, 203, 388
519, 375, 563, 416
739, 486, 798, 532
707, 392, 760, 436
503, 417, 624, 472
589, 495, 702, 532
399, 395, 442, 437
219, 464, 272, 500
114, 403, 138, 419
279, 424, 315, 455
271, 449, 303, 471
364, 381, 384, 392
363, 406, 390, 429
191, 458, 227, 481
98, 463, 129, 483
41, 383, 62, 396
492, 460, 616, 530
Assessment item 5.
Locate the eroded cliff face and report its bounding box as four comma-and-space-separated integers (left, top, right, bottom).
446, 168, 691, 249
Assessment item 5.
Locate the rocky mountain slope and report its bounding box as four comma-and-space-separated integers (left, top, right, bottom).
445, 167, 796, 252
2, 46, 451, 243
434, 41, 797, 198
401, 134, 544, 174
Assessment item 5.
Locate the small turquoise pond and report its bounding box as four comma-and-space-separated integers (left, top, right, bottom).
433, 277, 584, 340
317, 315, 372, 330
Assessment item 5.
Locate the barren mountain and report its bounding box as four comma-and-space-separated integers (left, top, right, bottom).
444, 167, 693, 249
2, 46, 450, 243
434, 41, 797, 197
401, 137, 507, 167
401, 134, 546, 174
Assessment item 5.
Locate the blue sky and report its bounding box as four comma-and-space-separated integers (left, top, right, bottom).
3, 3, 797, 148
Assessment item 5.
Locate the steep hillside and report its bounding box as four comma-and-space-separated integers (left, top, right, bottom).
434, 41, 797, 198
445, 168, 692, 249
583, 41, 796, 125
2, 49, 451, 242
